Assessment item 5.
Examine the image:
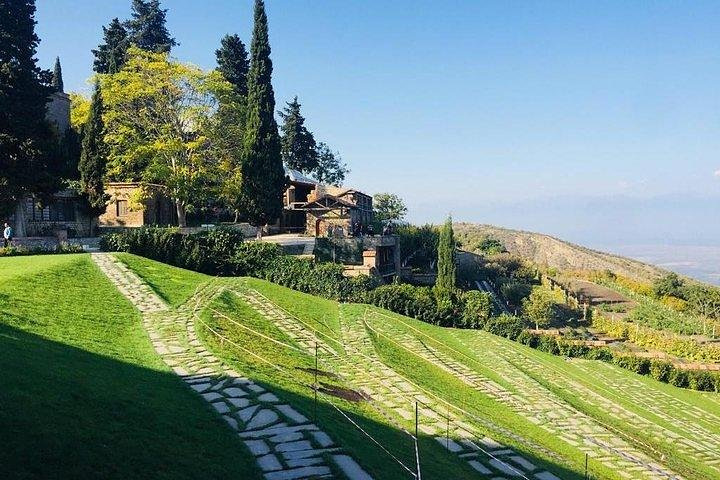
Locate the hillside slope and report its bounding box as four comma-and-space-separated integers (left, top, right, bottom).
455, 223, 666, 280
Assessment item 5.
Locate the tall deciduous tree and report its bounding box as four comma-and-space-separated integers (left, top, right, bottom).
78, 82, 107, 217
52, 56, 63, 92
436, 216, 457, 291
240, 0, 286, 236
0, 0, 57, 222
101, 47, 221, 227
92, 18, 129, 74
312, 143, 348, 186
216, 34, 249, 97
373, 193, 407, 223
279, 96, 317, 173
126, 0, 177, 53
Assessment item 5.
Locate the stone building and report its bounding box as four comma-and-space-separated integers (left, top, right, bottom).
98, 183, 177, 229
281, 167, 374, 236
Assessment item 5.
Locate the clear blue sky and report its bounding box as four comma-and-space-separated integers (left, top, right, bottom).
35, 1, 720, 246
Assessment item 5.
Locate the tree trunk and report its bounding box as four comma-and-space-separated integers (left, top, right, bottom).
234, 210, 239, 223
176, 200, 187, 228
256, 224, 263, 240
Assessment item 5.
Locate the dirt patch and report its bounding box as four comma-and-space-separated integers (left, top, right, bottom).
318, 382, 370, 402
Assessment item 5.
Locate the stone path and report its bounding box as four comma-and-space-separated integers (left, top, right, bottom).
365, 310, 685, 480
233, 286, 567, 480
458, 332, 720, 476
92, 254, 371, 480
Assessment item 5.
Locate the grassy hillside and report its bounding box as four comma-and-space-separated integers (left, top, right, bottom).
454, 223, 666, 281
0, 254, 260, 479
114, 253, 719, 480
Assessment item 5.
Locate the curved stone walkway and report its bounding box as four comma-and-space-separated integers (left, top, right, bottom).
453, 330, 720, 477
233, 287, 566, 480
366, 310, 684, 480
92, 254, 372, 480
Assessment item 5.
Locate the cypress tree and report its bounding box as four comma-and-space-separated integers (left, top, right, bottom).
78, 82, 107, 216
279, 96, 318, 173
126, 0, 177, 53
52, 56, 63, 92
216, 34, 249, 97
92, 18, 129, 74
436, 216, 457, 291
0, 0, 56, 219
240, 0, 286, 236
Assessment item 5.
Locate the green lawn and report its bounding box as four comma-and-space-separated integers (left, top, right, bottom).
113, 254, 719, 480
0, 254, 260, 479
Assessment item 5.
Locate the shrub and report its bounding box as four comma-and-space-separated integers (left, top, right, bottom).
484, 314, 526, 340
516, 330, 538, 347
536, 335, 560, 355
649, 360, 674, 383
688, 371, 716, 392
612, 355, 650, 375
461, 291, 492, 329
669, 369, 689, 388
501, 281, 532, 308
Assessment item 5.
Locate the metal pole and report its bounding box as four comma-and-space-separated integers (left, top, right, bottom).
415, 401, 421, 480
585, 453, 588, 480
314, 343, 318, 422
446, 413, 449, 449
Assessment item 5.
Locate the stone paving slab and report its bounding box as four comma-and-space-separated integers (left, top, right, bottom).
92, 254, 373, 480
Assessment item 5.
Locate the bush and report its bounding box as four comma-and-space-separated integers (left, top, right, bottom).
669, 369, 689, 388
612, 355, 650, 375
649, 360, 674, 383
688, 370, 716, 392
484, 314, 526, 340
461, 291, 492, 329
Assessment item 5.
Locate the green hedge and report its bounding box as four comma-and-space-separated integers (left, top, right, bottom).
100, 227, 375, 301
511, 328, 719, 392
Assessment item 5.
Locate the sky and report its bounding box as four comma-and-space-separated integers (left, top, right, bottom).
34, 0, 720, 248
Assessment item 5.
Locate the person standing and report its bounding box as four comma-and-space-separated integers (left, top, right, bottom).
3, 223, 14, 248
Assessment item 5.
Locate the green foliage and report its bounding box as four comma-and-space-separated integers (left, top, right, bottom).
92, 18, 129, 74
373, 193, 408, 223
683, 284, 720, 320
78, 82, 107, 215
101, 47, 229, 226
652, 273, 685, 299
312, 142, 348, 186
501, 281, 532, 307
215, 34, 249, 97
461, 291, 493, 328
592, 314, 720, 361
280, 96, 317, 173
100, 227, 375, 302
52, 56, 63, 92
436, 217, 457, 291
522, 289, 555, 330
397, 224, 438, 271
240, 0, 286, 229
126, 0, 177, 53
0, 0, 58, 217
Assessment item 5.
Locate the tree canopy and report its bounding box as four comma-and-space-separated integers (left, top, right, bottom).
52, 56, 63, 92
436, 216, 457, 291
373, 193, 408, 223
0, 0, 58, 218
92, 18, 129, 74
216, 34, 249, 97
100, 47, 229, 226
279, 96, 317, 173
239, 0, 286, 232
126, 0, 177, 53
78, 82, 107, 216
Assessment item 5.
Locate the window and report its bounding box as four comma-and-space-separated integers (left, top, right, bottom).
116, 200, 128, 217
